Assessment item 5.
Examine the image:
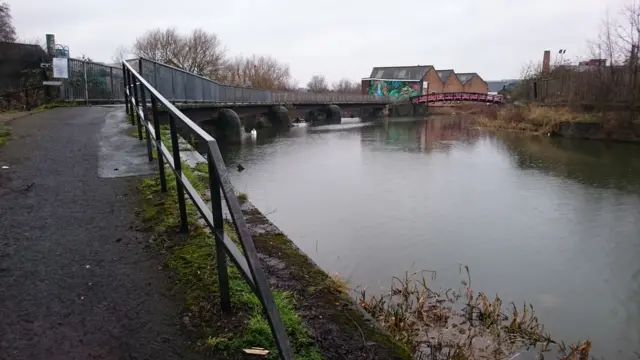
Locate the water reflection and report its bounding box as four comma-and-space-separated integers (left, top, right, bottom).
498, 133, 640, 192
215, 116, 640, 359
360, 115, 484, 154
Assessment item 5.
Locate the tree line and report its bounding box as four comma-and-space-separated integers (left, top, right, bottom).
123, 27, 362, 93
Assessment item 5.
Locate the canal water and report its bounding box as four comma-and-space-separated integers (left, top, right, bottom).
212, 116, 640, 358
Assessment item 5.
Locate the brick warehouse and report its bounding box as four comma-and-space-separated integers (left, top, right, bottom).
361, 66, 488, 100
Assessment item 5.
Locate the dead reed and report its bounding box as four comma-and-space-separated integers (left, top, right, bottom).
357, 266, 594, 360
473, 105, 602, 135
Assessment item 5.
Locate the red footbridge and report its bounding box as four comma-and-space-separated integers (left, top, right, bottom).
410, 92, 505, 104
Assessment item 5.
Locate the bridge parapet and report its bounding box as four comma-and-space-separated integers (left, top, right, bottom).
136, 58, 390, 105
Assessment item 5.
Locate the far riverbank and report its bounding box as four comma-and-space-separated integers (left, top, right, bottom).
472, 104, 640, 142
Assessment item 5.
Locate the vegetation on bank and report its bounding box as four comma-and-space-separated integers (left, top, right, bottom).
138, 165, 323, 359
473, 105, 602, 135
356, 268, 596, 360
131, 120, 322, 358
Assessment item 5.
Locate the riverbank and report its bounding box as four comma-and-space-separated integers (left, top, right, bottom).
472, 105, 640, 142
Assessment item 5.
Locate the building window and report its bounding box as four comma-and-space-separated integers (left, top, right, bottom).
397, 70, 406, 78
375, 70, 384, 78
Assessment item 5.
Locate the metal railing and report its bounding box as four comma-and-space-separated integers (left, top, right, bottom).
61, 56, 390, 106
410, 92, 505, 104
122, 60, 295, 359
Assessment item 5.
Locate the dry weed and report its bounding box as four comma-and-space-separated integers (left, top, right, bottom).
357, 266, 595, 360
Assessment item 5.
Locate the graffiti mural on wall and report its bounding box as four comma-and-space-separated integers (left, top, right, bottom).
368, 80, 421, 99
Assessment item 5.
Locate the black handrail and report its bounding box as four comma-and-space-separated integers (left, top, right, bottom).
122, 59, 295, 360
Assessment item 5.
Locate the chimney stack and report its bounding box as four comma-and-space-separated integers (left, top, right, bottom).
542, 50, 551, 74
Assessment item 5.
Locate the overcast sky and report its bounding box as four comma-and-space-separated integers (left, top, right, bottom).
11, 0, 628, 84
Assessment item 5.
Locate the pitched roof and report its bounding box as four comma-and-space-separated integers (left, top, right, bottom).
436, 69, 455, 82
456, 73, 476, 84
368, 65, 433, 80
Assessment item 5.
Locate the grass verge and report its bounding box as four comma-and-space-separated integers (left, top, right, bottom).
137, 157, 322, 359
32, 101, 79, 111
0, 125, 10, 147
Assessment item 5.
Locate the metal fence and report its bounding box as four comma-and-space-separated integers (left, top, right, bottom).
63, 59, 125, 103
123, 61, 295, 360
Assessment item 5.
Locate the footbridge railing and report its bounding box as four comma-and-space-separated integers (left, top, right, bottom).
136, 57, 389, 104
411, 92, 505, 104
122, 61, 295, 359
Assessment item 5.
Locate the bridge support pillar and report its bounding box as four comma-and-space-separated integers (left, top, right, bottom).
413, 103, 428, 116
267, 106, 291, 128
243, 114, 268, 132
324, 104, 341, 124
218, 108, 243, 143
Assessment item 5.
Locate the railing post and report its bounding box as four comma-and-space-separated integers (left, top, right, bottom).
123, 64, 130, 116
151, 97, 167, 192
126, 70, 135, 125
131, 74, 143, 140
171, 70, 176, 101
82, 60, 89, 105
169, 114, 189, 233
110, 67, 114, 103
207, 150, 231, 312
153, 61, 158, 89
139, 85, 154, 162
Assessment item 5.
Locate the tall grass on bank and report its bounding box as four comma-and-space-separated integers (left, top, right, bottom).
357, 267, 594, 360
474, 105, 601, 135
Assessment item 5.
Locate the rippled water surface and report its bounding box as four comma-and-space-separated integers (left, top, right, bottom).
212, 116, 640, 358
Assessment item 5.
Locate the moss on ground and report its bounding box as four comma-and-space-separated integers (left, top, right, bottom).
237, 192, 248, 203
0, 126, 10, 147
138, 160, 322, 359
32, 101, 79, 111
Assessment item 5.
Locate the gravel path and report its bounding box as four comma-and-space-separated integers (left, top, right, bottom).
0, 107, 202, 360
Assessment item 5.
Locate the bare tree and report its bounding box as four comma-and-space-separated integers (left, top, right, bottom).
221, 54, 294, 90
307, 75, 329, 93
331, 78, 361, 93
111, 45, 131, 64
132, 28, 227, 80
0, 2, 16, 42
